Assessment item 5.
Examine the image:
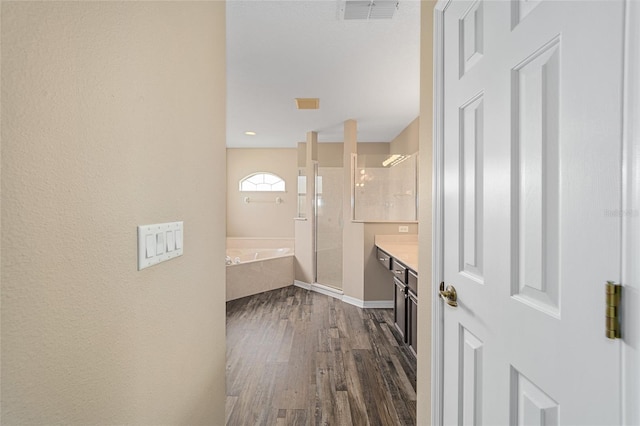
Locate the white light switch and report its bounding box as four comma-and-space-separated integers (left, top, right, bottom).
156, 232, 165, 256
145, 234, 155, 258
137, 221, 184, 270
175, 229, 183, 249
166, 230, 175, 252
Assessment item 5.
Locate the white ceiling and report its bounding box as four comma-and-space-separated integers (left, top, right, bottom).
226, 0, 421, 148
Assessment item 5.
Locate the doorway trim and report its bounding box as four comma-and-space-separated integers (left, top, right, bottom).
622, 0, 640, 424
430, 1, 450, 425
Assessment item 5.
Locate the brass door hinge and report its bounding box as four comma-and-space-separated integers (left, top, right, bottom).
606, 281, 622, 339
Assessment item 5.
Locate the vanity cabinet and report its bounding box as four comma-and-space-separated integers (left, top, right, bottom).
393, 276, 407, 340
407, 269, 418, 354
391, 258, 407, 284
376, 246, 418, 355
377, 248, 392, 270
408, 289, 418, 355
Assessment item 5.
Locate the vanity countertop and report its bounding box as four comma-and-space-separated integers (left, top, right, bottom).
374, 235, 418, 273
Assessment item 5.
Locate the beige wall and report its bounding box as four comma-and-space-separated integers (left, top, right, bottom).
341, 121, 363, 298
391, 117, 420, 154
318, 143, 344, 167
297, 142, 343, 167
297, 141, 390, 168
417, 1, 436, 424
358, 142, 391, 156
1, 2, 226, 424
294, 219, 314, 283
294, 132, 318, 284
227, 148, 297, 238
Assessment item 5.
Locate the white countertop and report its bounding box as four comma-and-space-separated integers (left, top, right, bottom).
374, 235, 419, 273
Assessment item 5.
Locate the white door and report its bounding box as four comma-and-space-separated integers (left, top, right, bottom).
440, 1, 625, 424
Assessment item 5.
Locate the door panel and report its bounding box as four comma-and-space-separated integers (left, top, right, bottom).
442, 1, 624, 424
511, 36, 561, 316
510, 368, 559, 426
460, 326, 483, 425
460, 92, 484, 283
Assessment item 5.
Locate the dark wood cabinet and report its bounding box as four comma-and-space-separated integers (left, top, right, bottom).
391, 258, 407, 284
408, 289, 418, 355
378, 247, 418, 354
408, 269, 418, 294
377, 248, 392, 270
393, 277, 407, 340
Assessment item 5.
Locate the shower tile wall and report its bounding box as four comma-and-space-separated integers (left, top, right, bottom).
354, 155, 417, 221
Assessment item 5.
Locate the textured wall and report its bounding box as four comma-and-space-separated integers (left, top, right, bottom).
226, 148, 297, 238
1, 2, 227, 424
417, 1, 436, 424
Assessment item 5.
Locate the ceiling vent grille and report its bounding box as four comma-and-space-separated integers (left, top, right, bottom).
295, 98, 320, 110
340, 1, 399, 20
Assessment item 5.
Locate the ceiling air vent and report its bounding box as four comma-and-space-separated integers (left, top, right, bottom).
340, 1, 399, 20
295, 98, 320, 110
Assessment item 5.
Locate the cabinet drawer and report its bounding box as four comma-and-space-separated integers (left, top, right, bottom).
391, 258, 407, 283
377, 248, 392, 270
408, 269, 418, 295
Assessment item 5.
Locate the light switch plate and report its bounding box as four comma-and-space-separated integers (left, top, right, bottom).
137, 221, 184, 270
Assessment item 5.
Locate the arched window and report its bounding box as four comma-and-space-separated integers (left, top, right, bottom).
239, 172, 286, 192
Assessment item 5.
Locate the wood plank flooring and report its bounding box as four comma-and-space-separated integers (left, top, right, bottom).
226, 286, 417, 426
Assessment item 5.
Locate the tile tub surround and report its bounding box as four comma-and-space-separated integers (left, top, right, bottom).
227, 247, 293, 264
225, 238, 295, 301
226, 237, 294, 251
374, 234, 419, 272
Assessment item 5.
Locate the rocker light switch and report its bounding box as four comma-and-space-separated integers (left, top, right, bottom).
145, 234, 156, 258
137, 221, 184, 270
175, 229, 183, 249
156, 232, 165, 256
166, 230, 175, 252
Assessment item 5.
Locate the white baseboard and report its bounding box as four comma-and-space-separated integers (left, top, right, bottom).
341, 295, 362, 308
363, 300, 394, 309
295, 281, 392, 309
294, 280, 312, 290
342, 296, 393, 309
311, 282, 344, 299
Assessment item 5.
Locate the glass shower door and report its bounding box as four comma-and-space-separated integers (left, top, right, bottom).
315, 166, 343, 289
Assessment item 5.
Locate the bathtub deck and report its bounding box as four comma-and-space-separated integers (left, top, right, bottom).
226, 286, 417, 426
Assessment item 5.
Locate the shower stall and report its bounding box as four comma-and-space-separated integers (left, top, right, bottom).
315, 165, 343, 290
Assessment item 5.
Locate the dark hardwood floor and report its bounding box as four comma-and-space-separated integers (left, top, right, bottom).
226, 286, 417, 426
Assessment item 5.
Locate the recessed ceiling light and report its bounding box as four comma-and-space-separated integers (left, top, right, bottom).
295, 98, 320, 110
244, 131, 257, 136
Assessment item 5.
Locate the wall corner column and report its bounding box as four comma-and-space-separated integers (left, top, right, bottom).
294, 131, 318, 284
342, 120, 365, 300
